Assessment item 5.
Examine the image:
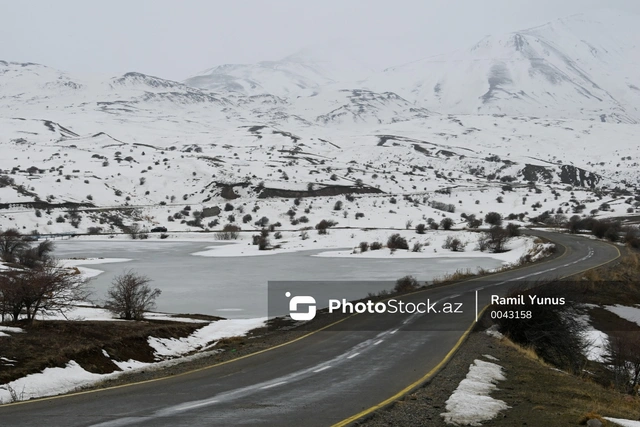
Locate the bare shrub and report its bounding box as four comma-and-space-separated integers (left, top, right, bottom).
387, 233, 408, 250
394, 275, 419, 293
442, 236, 465, 252
505, 223, 520, 237
484, 211, 503, 226
105, 270, 161, 320
440, 217, 454, 230
216, 224, 241, 240
316, 219, 338, 235
370, 241, 383, 250
431, 200, 455, 213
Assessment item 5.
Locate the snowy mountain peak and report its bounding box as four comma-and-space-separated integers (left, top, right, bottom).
184, 40, 376, 98
364, 9, 640, 123
110, 72, 191, 91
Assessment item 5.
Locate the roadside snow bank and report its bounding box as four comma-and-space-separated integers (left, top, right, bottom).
441, 359, 509, 426
0, 317, 266, 404
606, 418, 640, 427
148, 317, 267, 359
0, 361, 107, 404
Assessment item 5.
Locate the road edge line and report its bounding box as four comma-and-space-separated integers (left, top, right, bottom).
331, 237, 622, 427
330, 307, 487, 427
0, 315, 356, 408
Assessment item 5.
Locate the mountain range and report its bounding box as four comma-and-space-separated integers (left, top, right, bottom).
0, 9, 638, 236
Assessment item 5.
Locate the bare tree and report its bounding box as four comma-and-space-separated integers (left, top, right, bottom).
0, 229, 30, 263
105, 270, 161, 320
18, 240, 55, 269
486, 226, 511, 253
0, 260, 90, 322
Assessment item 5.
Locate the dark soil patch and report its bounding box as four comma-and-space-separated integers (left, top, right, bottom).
0, 320, 200, 383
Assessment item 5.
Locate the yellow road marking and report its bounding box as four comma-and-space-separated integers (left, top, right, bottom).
331, 307, 488, 427
0, 315, 355, 408
0, 232, 613, 414
331, 236, 621, 427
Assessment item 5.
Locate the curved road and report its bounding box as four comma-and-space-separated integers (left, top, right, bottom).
0, 231, 620, 427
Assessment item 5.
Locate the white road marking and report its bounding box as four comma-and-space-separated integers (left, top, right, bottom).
373, 339, 383, 345
347, 352, 360, 359
260, 381, 287, 390
313, 366, 331, 373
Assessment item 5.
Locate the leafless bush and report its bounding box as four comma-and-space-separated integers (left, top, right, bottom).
431, 200, 455, 213
370, 241, 383, 250
316, 219, 338, 235
105, 270, 161, 320
394, 275, 419, 293
442, 236, 465, 252
216, 224, 241, 240
387, 234, 408, 250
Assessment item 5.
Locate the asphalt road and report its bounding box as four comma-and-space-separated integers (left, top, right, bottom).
0, 231, 620, 427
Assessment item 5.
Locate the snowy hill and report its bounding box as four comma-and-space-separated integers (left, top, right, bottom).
0, 10, 639, 236
184, 42, 374, 98
365, 9, 640, 123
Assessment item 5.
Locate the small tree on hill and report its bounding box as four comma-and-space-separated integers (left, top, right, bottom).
387, 234, 409, 250
316, 219, 338, 235
105, 270, 161, 320
485, 212, 503, 226
0, 229, 30, 263
440, 217, 454, 230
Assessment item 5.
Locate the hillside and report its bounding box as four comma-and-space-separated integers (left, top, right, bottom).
365, 9, 640, 123
1, 10, 639, 236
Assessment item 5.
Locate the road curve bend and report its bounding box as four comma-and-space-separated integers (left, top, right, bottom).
0, 231, 620, 427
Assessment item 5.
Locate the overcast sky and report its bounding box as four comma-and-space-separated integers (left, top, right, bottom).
1, 0, 639, 81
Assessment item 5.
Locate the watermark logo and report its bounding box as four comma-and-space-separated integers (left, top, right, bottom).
286, 291, 316, 321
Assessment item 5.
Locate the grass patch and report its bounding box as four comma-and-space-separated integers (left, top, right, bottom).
0, 320, 201, 384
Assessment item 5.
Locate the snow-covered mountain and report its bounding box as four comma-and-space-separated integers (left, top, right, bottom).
1, 10, 639, 236
182, 10, 640, 123
184, 42, 375, 98
365, 9, 640, 123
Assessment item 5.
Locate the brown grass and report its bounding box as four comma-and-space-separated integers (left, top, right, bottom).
0, 320, 201, 384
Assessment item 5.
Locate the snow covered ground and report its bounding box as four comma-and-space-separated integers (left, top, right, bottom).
0, 317, 265, 404
606, 418, 640, 427
441, 356, 509, 426
604, 305, 640, 327
148, 317, 267, 359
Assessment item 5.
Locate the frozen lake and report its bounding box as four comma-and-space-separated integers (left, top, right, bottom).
53, 240, 503, 318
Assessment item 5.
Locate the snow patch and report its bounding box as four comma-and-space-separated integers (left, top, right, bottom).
485, 325, 504, 340
604, 305, 640, 327
148, 318, 266, 359
0, 361, 108, 404
605, 418, 640, 427
441, 359, 509, 426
